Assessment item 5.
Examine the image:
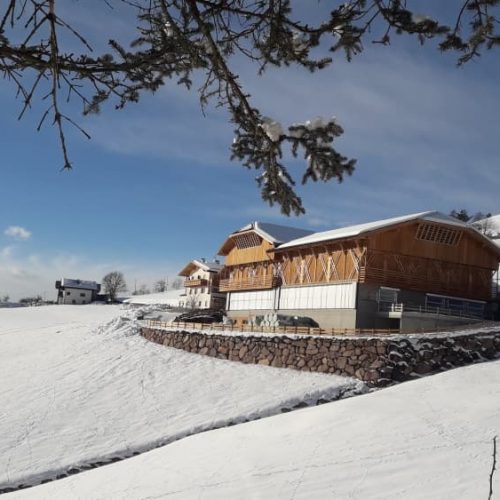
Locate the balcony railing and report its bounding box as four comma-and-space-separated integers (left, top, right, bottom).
378, 302, 484, 319
184, 279, 209, 287
219, 275, 281, 292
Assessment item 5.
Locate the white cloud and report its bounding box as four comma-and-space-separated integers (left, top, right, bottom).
0, 246, 13, 258
4, 226, 31, 241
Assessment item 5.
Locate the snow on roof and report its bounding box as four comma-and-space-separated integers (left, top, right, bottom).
472, 214, 500, 239
236, 221, 314, 244
277, 211, 474, 250
192, 259, 223, 272
60, 278, 100, 291
178, 259, 223, 277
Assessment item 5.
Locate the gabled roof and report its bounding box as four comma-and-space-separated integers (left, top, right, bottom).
237, 222, 314, 244
218, 221, 313, 255
59, 278, 100, 291
275, 211, 499, 252
178, 259, 223, 277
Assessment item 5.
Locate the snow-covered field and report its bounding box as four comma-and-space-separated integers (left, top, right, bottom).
9, 357, 500, 500
0, 305, 362, 491
123, 289, 183, 306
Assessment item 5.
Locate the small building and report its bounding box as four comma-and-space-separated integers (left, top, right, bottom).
218, 212, 500, 330
178, 259, 225, 309
55, 278, 101, 305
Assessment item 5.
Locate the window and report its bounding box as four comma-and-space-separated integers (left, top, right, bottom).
72, 300, 76, 304
80, 293, 85, 297
66, 291, 71, 295
377, 287, 399, 304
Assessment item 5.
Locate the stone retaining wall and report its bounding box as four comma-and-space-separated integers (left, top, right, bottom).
141, 327, 500, 386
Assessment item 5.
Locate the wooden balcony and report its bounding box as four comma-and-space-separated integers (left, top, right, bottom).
219, 275, 281, 292
184, 278, 209, 287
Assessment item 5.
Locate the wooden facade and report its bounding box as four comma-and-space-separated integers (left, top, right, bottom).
219, 231, 276, 292
274, 241, 366, 287
219, 218, 500, 302
270, 220, 498, 301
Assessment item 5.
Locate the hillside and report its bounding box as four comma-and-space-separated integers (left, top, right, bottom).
8, 356, 500, 499
0, 305, 362, 491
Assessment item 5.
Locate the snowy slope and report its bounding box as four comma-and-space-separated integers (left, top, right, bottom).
9, 358, 500, 500
0, 305, 362, 490
123, 289, 184, 306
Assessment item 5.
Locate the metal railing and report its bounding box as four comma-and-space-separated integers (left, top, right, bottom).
378, 302, 484, 319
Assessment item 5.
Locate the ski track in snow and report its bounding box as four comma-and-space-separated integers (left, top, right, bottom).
0, 305, 365, 493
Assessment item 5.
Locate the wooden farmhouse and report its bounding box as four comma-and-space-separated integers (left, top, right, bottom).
178, 259, 225, 309
218, 220, 313, 299
218, 212, 500, 330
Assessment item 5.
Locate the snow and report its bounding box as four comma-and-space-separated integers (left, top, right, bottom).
234, 221, 314, 245
260, 117, 284, 142
473, 214, 500, 240
277, 210, 487, 250
0, 305, 362, 490
9, 355, 500, 499
412, 14, 432, 24
191, 259, 223, 272
123, 289, 184, 306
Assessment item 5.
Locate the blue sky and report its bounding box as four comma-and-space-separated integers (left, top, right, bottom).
1, 2, 499, 299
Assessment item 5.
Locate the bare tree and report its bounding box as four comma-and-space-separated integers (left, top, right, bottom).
185, 293, 199, 310
154, 279, 168, 292
102, 271, 127, 302
19, 295, 42, 306
132, 284, 150, 295
1, 1, 500, 214
171, 278, 183, 290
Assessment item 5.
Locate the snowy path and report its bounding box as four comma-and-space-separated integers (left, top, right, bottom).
8, 357, 500, 500
0, 305, 363, 490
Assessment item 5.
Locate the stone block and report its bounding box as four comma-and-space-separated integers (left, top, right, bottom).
336, 357, 347, 369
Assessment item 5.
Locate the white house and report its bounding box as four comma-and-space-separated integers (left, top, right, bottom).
55, 278, 101, 305
178, 259, 225, 309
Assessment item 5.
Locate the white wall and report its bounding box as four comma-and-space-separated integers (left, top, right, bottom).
227, 290, 276, 310
61, 288, 93, 305
279, 283, 357, 310
227, 283, 357, 311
